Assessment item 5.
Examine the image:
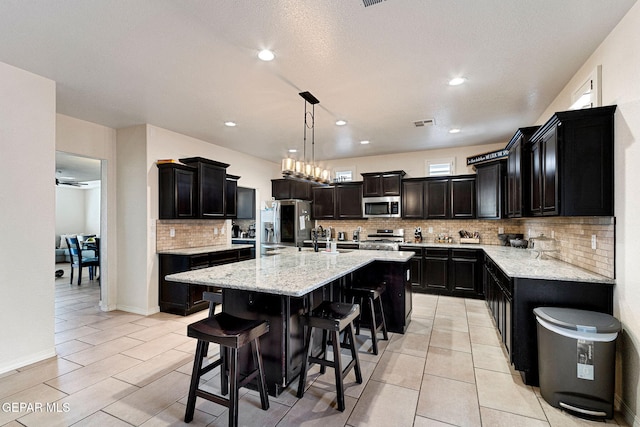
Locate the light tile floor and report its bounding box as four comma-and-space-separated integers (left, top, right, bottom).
0, 264, 629, 426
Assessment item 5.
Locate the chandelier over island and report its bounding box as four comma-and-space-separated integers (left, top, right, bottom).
281, 91, 331, 184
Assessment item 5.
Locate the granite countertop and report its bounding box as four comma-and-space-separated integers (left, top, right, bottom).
231, 237, 256, 241
165, 246, 414, 297
157, 243, 254, 256
399, 242, 614, 284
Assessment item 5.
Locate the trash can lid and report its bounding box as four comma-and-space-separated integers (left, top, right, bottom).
533, 307, 621, 334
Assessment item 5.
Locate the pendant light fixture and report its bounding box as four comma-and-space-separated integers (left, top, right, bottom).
281, 91, 331, 184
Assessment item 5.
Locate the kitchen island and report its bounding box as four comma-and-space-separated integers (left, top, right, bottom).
166, 247, 414, 396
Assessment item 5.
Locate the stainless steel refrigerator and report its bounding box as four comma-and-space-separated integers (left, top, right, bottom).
260, 199, 311, 253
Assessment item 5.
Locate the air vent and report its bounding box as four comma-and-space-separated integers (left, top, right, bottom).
363, 0, 386, 7
414, 119, 435, 127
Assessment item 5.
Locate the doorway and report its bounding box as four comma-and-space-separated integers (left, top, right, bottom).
55, 152, 103, 305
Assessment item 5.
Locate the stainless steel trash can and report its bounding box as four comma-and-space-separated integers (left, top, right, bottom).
534, 307, 620, 419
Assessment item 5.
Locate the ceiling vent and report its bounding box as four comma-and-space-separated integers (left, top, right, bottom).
362, 0, 386, 7
414, 119, 435, 127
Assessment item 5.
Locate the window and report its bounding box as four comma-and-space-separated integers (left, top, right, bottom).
334, 166, 355, 182
569, 65, 601, 110
426, 158, 455, 176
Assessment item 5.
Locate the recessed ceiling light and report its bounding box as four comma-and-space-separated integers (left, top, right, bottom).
288, 149, 298, 153
335, 119, 347, 126
360, 140, 370, 145
257, 49, 275, 61
224, 121, 237, 127
448, 77, 466, 86
449, 128, 461, 134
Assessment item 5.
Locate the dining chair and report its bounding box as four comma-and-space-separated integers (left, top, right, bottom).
66, 236, 100, 286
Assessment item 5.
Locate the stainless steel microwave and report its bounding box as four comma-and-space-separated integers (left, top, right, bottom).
363, 196, 401, 218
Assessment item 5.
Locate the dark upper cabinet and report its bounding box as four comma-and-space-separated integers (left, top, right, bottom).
180, 157, 229, 218
401, 179, 425, 219
335, 182, 363, 219
528, 105, 615, 216
401, 174, 476, 219
450, 176, 476, 219
237, 187, 256, 219
312, 186, 335, 219
506, 127, 538, 218
271, 179, 315, 200
312, 183, 363, 219
476, 160, 506, 220
425, 178, 450, 219
157, 163, 196, 219
361, 171, 405, 197
225, 174, 239, 219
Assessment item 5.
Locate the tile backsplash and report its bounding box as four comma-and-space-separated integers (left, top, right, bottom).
156, 219, 228, 251
318, 216, 615, 279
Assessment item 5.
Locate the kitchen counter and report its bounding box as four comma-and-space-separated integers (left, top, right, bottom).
165, 246, 413, 297
400, 242, 613, 284
157, 243, 254, 256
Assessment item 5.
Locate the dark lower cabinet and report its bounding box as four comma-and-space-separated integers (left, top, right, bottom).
400, 246, 483, 298
159, 247, 254, 315
483, 254, 614, 386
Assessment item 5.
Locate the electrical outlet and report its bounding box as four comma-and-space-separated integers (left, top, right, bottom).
221, 227, 225, 235
214, 227, 218, 235
551, 230, 555, 238
169, 228, 175, 238
591, 235, 597, 250
428, 227, 433, 233
498, 227, 504, 234
528, 228, 532, 238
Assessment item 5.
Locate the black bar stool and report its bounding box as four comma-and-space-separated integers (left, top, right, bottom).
297, 301, 362, 411
184, 292, 270, 427
344, 283, 388, 355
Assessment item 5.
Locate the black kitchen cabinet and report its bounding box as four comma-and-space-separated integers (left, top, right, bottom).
403, 175, 476, 219
312, 183, 363, 219
529, 105, 616, 217
159, 247, 255, 315
271, 178, 316, 200
450, 176, 476, 219
361, 171, 405, 197
401, 246, 483, 298
483, 254, 614, 386
506, 127, 539, 218
180, 157, 229, 218
237, 187, 256, 219
401, 179, 424, 219
157, 163, 196, 219
425, 178, 450, 219
475, 160, 506, 220
225, 174, 239, 219
311, 186, 335, 219
335, 182, 363, 219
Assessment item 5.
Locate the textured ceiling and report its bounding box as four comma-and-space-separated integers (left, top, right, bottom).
1, 0, 636, 170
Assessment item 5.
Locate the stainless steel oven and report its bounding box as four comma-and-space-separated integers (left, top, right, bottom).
362, 196, 401, 218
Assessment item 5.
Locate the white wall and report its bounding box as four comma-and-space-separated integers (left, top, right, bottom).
55, 186, 87, 235
534, 3, 640, 424
85, 187, 101, 235
328, 141, 507, 180
0, 62, 56, 372
56, 114, 117, 310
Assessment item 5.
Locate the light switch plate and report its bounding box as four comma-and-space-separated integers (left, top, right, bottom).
169, 228, 175, 238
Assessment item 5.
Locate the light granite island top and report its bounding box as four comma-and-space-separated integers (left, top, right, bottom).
165, 246, 414, 297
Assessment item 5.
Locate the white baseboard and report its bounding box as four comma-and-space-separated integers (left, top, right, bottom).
115, 304, 160, 316
0, 348, 57, 375
616, 393, 639, 427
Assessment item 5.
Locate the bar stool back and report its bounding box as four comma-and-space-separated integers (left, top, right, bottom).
344, 283, 388, 355
184, 292, 269, 427
297, 301, 362, 411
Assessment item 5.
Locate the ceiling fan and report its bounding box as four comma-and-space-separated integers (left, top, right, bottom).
55, 178, 87, 187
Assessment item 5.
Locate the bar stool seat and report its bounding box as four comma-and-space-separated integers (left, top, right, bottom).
297, 301, 362, 411
344, 283, 389, 355
184, 292, 269, 427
